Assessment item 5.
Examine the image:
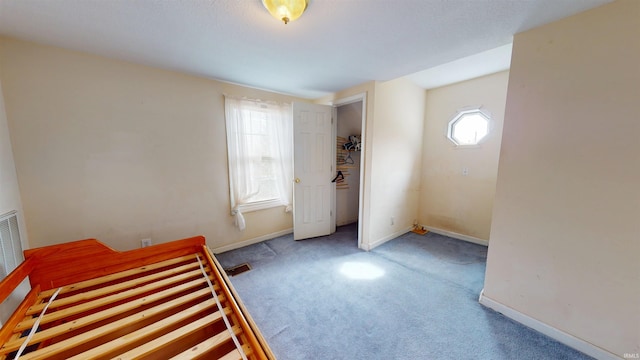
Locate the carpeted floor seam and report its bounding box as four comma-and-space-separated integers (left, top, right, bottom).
370, 249, 484, 296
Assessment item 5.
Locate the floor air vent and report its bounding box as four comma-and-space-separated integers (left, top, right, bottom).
225, 263, 251, 277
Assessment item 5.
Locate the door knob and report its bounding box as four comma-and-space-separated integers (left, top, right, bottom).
295, 178, 301, 183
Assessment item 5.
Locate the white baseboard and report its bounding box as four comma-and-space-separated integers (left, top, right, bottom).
337, 219, 358, 227
366, 226, 413, 251
478, 290, 621, 360
423, 226, 489, 246
210, 228, 293, 254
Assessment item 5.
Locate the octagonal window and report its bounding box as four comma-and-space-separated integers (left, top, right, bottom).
447, 108, 491, 146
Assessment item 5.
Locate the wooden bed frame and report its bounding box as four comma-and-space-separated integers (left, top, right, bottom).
0, 236, 274, 359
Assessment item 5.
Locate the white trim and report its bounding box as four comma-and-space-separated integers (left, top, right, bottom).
447, 107, 492, 147
236, 199, 283, 213
0, 210, 17, 221
330, 106, 337, 234
210, 228, 293, 254
422, 225, 489, 246
478, 290, 621, 360
332, 93, 365, 107
366, 226, 413, 251
336, 218, 358, 227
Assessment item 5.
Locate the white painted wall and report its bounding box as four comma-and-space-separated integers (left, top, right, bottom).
0, 74, 29, 324
0, 67, 26, 243
483, 1, 640, 357
0, 37, 301, 251
420, 71, 508, 242
368, 78, 425, 249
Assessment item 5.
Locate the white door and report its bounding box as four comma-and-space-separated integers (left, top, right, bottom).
293, 102, 333, 240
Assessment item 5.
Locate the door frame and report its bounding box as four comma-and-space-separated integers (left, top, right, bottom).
331, 93, 367, 250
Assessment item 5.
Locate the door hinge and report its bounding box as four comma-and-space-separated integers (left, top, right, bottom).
331, 117, 334, 124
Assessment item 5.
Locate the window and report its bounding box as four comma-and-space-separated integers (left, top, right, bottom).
447, 108, 491, 146
225, 97, 293, 230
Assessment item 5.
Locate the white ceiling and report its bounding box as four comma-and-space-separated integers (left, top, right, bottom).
0, 0, 611, 99
405, 43, 513, 90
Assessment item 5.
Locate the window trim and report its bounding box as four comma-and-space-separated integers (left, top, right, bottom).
236, 198, 283, 213
447, 107, 492, 147
224, 96, 293, 225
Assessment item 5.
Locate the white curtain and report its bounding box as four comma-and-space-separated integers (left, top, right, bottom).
272, 103, 293, 213
224, 96, 293, 231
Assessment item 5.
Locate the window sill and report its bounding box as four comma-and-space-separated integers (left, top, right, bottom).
237, 199, 284, 213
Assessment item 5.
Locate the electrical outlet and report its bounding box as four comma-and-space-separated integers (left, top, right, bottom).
141, 238, 152, 248
462, 167, 469, 176
390, 216, 395, 226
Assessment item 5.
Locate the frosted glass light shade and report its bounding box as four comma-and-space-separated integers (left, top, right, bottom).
262, 0, 308, 24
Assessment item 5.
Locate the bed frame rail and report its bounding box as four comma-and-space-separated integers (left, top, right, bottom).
0, 236, 273, 360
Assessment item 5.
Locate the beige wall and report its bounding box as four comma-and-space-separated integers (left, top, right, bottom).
368, 78, 425, 248
0, 71, 27, 241
483, 0, 640, 357
0, 37, 303, 252
420, 71, 508, 241
336, 102, 362, 226
0, 71, 30, 325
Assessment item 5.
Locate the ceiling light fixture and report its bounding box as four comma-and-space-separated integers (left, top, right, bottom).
262, 0, 308, 25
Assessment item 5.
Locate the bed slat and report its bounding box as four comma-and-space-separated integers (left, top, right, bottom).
168, 325, 244, 360
68, 300, 228, 359
37, 254, 197, 298
4, 287, 217, 357
16, 271, 210, 332
0, 237, 273, 360
109, 313, 238, 360
27, 261, 202, 316
4, 285, 216, 354
217, 349, 245, 360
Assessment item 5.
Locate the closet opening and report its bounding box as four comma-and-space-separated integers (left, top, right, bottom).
334, 98, 364, 246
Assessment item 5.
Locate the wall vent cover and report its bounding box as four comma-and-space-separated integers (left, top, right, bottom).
0, 211, 23, 279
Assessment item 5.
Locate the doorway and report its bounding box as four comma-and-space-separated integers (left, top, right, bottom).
333, 94, 366, 247
291, 95, 367, 248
